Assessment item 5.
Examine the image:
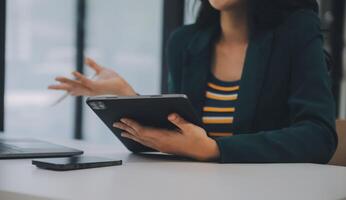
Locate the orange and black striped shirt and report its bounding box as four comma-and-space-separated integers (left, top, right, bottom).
202, 74, 240, 138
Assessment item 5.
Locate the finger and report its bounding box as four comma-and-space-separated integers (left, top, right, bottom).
72, 71, 93, 88
121, 132, 154, 148
69, 88, 91, 96
55, 77, 81, 87
69, 91, 82, 96
113, 122, 137, 136
168, 113, 191, 131
121, 132, 142, 143
53, 77, 91, 95
85, 57, 103, 74
120, 118, 143, 133
48, 84, 71, 91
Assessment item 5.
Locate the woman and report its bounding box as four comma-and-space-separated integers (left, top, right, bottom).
49, 0, 337, 163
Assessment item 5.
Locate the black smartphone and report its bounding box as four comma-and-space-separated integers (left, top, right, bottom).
32, 156, 122, 171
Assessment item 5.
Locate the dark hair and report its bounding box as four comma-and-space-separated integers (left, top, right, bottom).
196, 0, 319, 30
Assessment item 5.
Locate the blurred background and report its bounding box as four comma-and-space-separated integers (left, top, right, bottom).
0, 0, 345, 144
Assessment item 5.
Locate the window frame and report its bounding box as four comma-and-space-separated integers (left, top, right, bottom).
0, 0, 6, 132
74, 0, 86, 139
161, 0, 185, 93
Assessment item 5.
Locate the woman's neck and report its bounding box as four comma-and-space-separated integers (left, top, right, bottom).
219, 6, 249, 45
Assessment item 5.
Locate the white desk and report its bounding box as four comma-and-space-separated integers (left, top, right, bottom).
0, 138, 346, 200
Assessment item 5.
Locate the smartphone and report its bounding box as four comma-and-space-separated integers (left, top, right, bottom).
32, 156, 122, 171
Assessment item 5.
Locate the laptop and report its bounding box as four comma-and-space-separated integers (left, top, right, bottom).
0, 138, 83, 159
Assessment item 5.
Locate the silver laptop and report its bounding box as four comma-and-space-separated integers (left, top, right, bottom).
0, 138, 83, 159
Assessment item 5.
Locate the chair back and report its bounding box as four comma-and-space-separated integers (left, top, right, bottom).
329, 120, 346, 166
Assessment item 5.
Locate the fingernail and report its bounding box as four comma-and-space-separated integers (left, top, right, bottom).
168, 114, 177, 120
113, 122, 119, 127
120, 118, 127, 123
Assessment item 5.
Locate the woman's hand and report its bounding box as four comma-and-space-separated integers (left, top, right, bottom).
113, 113, 220, 161
48, 58, 137, 97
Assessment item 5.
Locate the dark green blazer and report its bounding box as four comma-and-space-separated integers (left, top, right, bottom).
166, 10, 337, 163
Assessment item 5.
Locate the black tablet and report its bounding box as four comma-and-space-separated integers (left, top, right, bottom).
86, 94, 202, 153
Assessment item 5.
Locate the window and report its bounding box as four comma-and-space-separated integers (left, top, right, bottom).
82, 0, 163, 143
185, 0, 199, 24
5, 0, 76, 138
1, 0, 190, 141
339, 3, 346, 118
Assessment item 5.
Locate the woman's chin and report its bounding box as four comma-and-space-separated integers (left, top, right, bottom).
209, 0, 243, 11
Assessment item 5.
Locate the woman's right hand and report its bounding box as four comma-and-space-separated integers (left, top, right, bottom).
48, 58, 137, 97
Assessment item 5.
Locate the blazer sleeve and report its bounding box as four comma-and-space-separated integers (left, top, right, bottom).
215, 12, 338, 163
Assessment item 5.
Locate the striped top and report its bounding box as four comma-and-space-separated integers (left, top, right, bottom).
202, 74, 240, 138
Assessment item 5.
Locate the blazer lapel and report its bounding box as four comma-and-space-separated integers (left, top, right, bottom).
233, 30, 274, 133
181, 26, 219, 117
180, 25, 274, 133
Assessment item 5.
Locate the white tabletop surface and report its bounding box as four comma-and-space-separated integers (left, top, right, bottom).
0, 137, 346, 200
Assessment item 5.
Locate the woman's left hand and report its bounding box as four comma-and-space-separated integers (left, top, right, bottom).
113, 113, 220, 161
